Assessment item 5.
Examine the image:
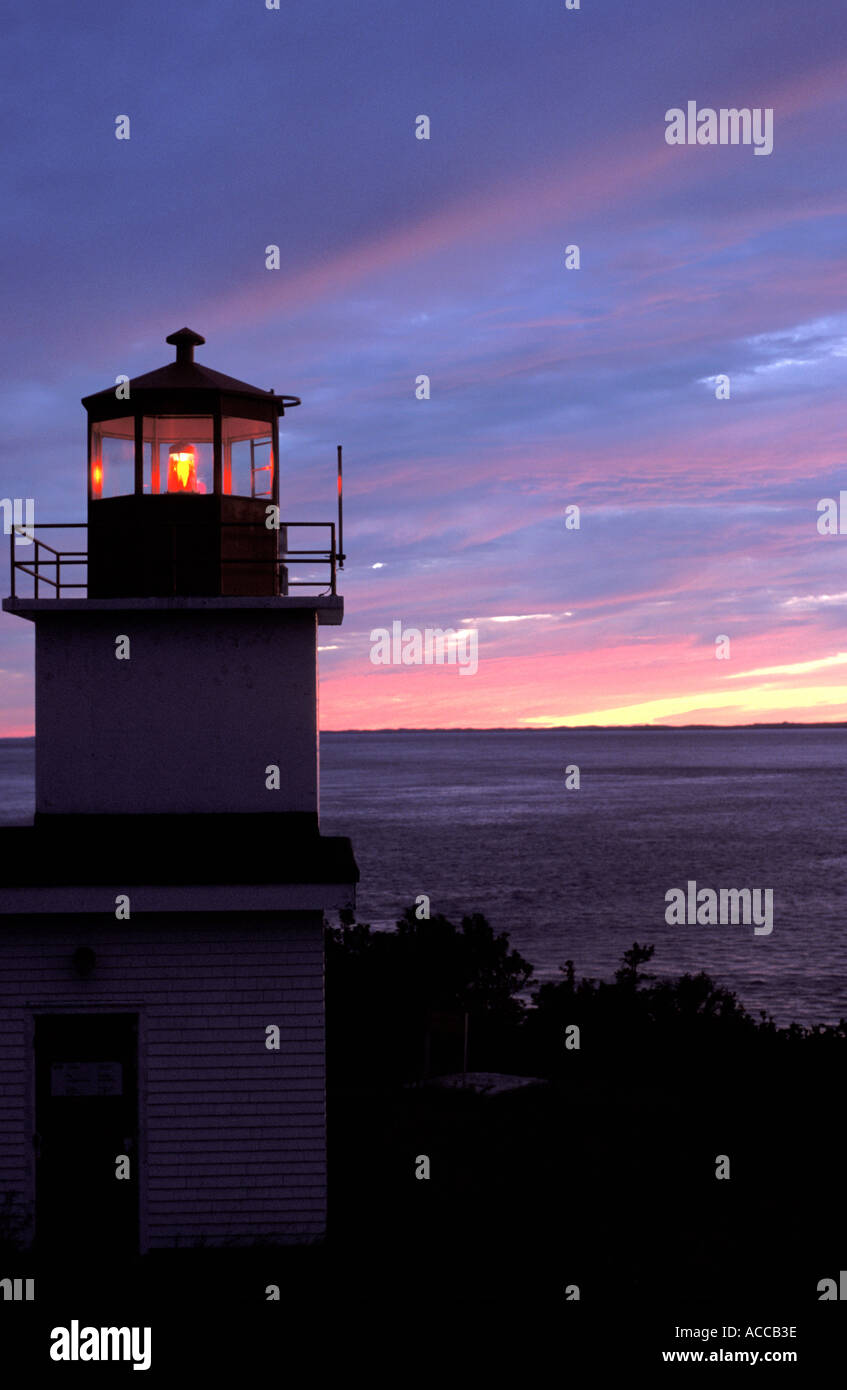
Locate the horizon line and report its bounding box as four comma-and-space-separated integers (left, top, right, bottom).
3, 720, 847, 739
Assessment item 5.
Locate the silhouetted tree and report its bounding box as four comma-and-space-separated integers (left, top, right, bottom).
614, 941, 655, 988
325, 906, 533, 1083
327, 911, 847, 1088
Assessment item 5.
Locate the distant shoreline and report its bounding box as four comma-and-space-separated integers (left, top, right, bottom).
2, 721, 847, 741
321, 722, 847, 732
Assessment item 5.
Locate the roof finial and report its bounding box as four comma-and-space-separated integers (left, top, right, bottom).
165, 327, 206, 364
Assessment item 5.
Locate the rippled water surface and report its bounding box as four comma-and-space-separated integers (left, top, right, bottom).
320, 729, 847, 1028
3, 730, 846, 1027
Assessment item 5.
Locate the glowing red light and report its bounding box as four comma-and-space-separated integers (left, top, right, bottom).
167, 443, 197, 492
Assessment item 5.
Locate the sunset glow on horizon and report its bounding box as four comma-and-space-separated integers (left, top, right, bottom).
2, 0, 847, 733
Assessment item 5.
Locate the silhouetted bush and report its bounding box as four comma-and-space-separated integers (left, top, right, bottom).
325, 906, 532, 1083
326, 916, 847, 1087
323, 914, 847, 1311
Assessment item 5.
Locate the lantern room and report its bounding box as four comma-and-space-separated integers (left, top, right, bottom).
82, 328, 301, 598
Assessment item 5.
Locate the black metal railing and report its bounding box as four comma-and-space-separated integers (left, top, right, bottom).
8, 521, 342, 599
8, 523, 87, 599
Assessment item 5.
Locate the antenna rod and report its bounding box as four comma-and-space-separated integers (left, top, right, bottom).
337, 444, 344, 569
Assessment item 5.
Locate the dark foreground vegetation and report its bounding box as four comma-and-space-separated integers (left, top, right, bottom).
326, 903, 847, 1084
324, 907, 847, 1336
5, 907, 847, 1373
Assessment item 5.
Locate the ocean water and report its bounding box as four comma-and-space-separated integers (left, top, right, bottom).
320, 729, 847, 1029
2, 730, 846, 1027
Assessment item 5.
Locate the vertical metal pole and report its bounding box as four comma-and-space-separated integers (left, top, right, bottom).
272, 408, 280, 510
337, 444, 343, 568
10, 526, 15, 599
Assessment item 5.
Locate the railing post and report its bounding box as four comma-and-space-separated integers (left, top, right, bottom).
337, 444, 343, 569
330, 522, 336, 595
10, 526, 15, 599
34, 537, 39, 599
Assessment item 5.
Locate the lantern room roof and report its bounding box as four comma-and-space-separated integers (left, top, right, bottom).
81, 327, 301, 413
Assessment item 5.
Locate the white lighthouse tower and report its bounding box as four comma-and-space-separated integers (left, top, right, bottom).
0, 328, 357, 1262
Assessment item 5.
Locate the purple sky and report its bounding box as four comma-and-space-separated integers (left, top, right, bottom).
2, 0, 847, 730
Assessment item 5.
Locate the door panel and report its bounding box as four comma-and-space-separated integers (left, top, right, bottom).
35, 1014, 138, 1259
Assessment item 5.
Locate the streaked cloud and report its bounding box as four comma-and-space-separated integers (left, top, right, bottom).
522, 685, 847, 729
724, 652, 847, 679
4, 1, 847, 731
460, 613, 558, 625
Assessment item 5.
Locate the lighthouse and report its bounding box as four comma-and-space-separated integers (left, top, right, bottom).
0, 329, 357, 1262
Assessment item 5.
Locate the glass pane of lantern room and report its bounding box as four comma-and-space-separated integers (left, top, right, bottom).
142, 417, 213, 495
91, 419, 134, 498
222, 417, 274, 498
